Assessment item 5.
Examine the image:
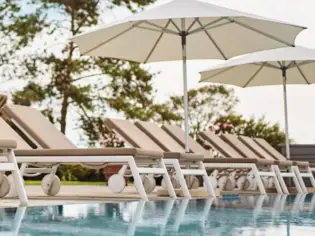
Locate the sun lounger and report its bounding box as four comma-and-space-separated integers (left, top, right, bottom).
216, 134, 302, 194
161, 124, 283, 194
251, 137, 315, 193
197, 131, 288, 194
0, 139, 27, 205
0, 105, 177, 201
104, 118, 215, 198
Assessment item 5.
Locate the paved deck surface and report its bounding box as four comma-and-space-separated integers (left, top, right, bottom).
0, 185, 311, 208
0, 185, 180, 208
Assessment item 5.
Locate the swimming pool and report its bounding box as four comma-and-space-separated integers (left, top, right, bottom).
1, 194, 315, 235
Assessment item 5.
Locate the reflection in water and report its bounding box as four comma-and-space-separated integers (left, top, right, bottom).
1, 194, 315, 235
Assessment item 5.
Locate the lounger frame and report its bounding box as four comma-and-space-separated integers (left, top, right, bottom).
9, 154, 177, 201
0, 148, 28, 205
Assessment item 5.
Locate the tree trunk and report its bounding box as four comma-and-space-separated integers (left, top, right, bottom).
60, 94, 69, 134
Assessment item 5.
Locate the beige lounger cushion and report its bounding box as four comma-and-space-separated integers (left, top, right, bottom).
162, 124, 205, 154
105, 118, 162, 151
0, 139, 17, 149
105, 118, 204, 161
293, 161, 309, 167
15, 148, 163, 159
200, 132, 243, 158
135, 121, 185, 153
275, 160, 293, 166
238, 136, 275, 161
0, 118, 32, 149
253, 138, 287, 161
253, 138, 309, 166
221, 134, 260, 159
164, 152, 203, 161
204, 158, 274, 165
2, 105, 76, 149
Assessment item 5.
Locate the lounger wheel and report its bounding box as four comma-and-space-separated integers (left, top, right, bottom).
108, 174, 126, 193
262, 176, 274, 189
7, 174, 23, 198
236, 176, 250, 190
185, 176, 199, 189
208, 176, 218, 189
141, 175, 156, 194
161, 175, 180, 189
218, 176, 228, 190
225, 177, 236, 191
0, 175, 10, 198
41, 174, 61, 196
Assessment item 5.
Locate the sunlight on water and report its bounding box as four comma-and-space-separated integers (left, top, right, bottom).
1, 194, 315, 235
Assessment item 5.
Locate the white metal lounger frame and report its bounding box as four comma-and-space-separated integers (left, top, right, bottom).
0, 148, 28, 206
202, 135, 303, 195
12, 154, 177, 201
4, 118, 178, 201
292, 165, 315, 194
112, 157, 215, 199
106, 126, 216, 199
203, 162, 286, 195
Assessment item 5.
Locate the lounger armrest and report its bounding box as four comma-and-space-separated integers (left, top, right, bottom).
293, 161, 309, 167
164, 152, 204, 161
204, 158, 274, 165
0, 139, 17, 149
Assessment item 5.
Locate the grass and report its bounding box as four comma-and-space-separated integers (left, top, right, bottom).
25, 180, 106, 186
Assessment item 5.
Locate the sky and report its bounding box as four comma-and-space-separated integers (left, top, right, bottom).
101, 0, 315, 144
3, 0, 315, 145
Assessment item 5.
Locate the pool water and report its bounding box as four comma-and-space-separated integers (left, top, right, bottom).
1, 194, 315, 235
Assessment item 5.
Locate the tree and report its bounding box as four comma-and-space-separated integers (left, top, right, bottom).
167, 85, 238, 138
214, 114, 287, 151
0, 0, 181, 145
0, 0, 185, 181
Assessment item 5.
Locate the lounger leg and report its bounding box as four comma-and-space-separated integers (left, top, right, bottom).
251, 165, 266, 195
307, 167, 315, 192
7, 150, 28, 206
172, 159, 191, 199
159, 159, 176, 199
198, 161, 216, 197
19, 163, 27, 176
270, 166, 283, 195
42, 165, 59, 195
291, 166, 303, 194
272, 165, 289, 194
293, 166, 308, 194
128, 159, 148, 201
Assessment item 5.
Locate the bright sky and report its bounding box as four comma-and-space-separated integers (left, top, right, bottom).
102, 0, 315, 144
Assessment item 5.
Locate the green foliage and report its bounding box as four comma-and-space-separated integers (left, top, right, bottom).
216, 114, 288, 150
167, 85, 238, 138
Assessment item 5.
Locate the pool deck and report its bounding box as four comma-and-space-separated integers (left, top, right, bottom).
0, 185, 311, 208
0, 185, 218, 208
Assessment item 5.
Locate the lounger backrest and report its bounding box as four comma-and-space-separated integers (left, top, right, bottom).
254, 138, 287, 161
0, 95, 8, 109
0, 117, 31, 149
1, 105, 76, 149
104, 118, 163, 151
238, 136, 274, 160
200, 131, 243, 158
162, 124, 206, 154
221, 134, 258, 159
135, 121, 185, 152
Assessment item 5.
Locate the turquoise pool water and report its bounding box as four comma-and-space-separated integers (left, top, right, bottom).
1, 194, 315, 235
